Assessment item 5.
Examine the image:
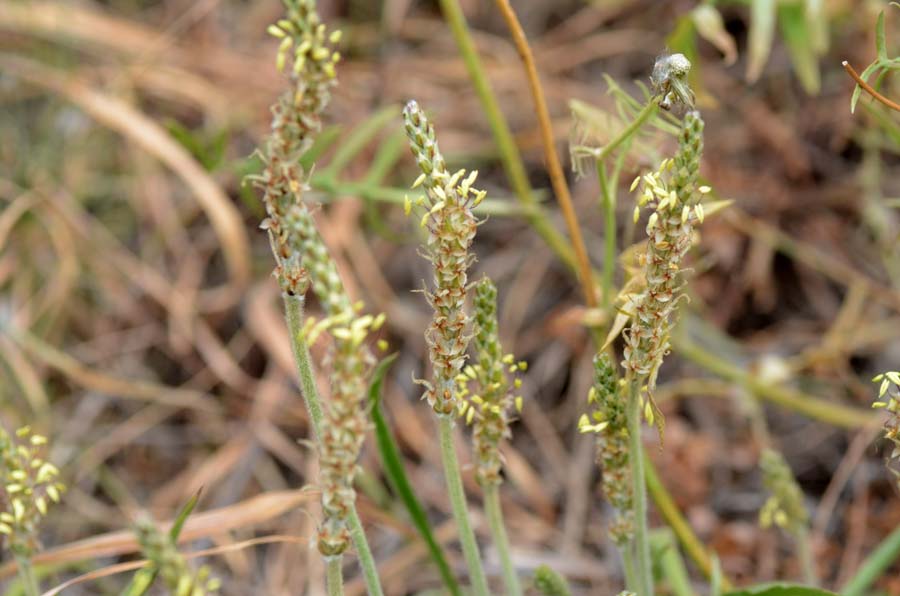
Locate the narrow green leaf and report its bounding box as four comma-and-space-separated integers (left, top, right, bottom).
723, 583, 838, 596
850, 62, 883, 113
746, 0, 776, 83
367, 354, 461, 596
119, 568, 157, 596
841, 524, 900, 596
169, 490, 201, 541
651, 528, 695, 596
877, 11, 888, 61
778, 3, 820, 94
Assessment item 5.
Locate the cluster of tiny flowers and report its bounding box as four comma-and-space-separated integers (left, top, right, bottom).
758, 449, 808, 534
136, 516, 221, 595
0, 426, 64, 556
305, 301, 382, 557
452, 277, 525, 486
578, 355, 633, 545
621, 110, 706, 428
402, 100, 485, 416
287, 194, 385, 557
872, 371, 900, 487
253, 0, 341, 294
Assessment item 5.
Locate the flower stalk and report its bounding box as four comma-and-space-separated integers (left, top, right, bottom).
402, 99, 490, 595
252, 2, 382, 594
458, 277, 525, 596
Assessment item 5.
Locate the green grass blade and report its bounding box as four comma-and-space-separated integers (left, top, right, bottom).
841, 524, 900, 596
169, 490, 201, 541
367, 354, 461, 596
877, 11, 888, 61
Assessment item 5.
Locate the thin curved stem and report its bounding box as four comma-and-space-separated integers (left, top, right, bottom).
282, 293, 384, 596
493, 0, 597, 309
438, 415, 490, 596
326, 556, 344, 596
626, 380, 653, 596
843, 60, 900, 112
436, 0, 578, 275
484, 483, 522, 596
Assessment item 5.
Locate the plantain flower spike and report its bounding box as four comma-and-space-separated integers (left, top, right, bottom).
402, 100, 482, 417
252, 0, 342, 295
872, 371, 900, 488
0, 426, 65, 558
457, 277, 525, 486
579, 354, 634, 545
622, 109, 705, 433
758, 449, 808, 535
256, 0, 380, 559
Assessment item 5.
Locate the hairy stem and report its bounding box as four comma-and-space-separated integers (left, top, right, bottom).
484, 483, 522, 596
326, 556, 344, 596
438, 415, 490, 595
282, 293, 384, 596
627, 380, 653, 596
284, 294, 325, 435
621, 544, 638, 592
14, 553, 39, 596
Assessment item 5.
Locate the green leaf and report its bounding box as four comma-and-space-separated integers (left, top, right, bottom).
841, 524, 900, 596
746, 0, 776, 83
877, 11, 888, 61
850, 61, 883, 113
778, 3, 820, 94
367, 354, 461, 596
119, 568, 157, 596
723, 583, 838, 596
650, 528, 694, 596
169, 490, 201, 541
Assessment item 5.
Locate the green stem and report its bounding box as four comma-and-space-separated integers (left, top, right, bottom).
597, 163, 616, 312
673, 335, 875, 429
282, 294, 384, 596
436, 0, 577, 274
595, 99, 659, 165
796, 527, 817, 586
438, 415, 490, 596
347, 509, 383, 596
326, 556, 344, 596
284, 294, 325, 435
483, 483, 522, 596
621, 543, 638, 591
841, 524, 900, 596
14, 552, 39, 596
627, 380, 653, 596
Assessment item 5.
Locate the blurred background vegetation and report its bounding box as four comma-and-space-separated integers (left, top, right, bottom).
1, 0, 900, 593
